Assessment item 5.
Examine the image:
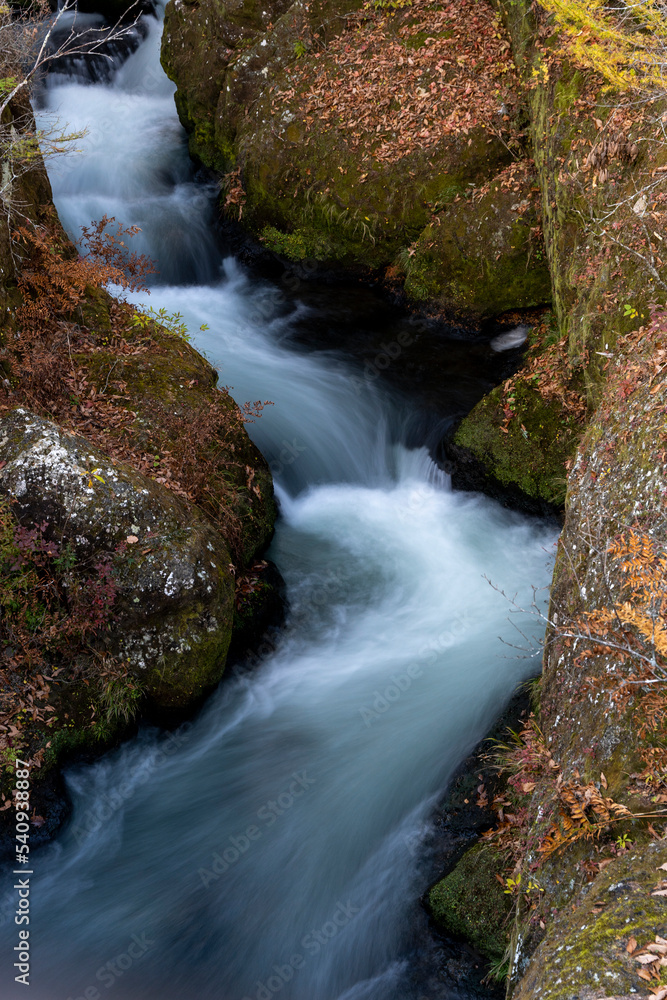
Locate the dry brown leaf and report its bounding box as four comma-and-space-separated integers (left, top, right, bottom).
627, 936, 638, 954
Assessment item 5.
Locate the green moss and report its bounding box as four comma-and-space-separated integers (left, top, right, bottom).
163, 0, 521, 284
138, 592, 234, 709
553, 70, 583, 113
428, 842, 512, 961
78, 285, 114, 335
260, 223, 339, 262
405, 27, 453, 48
403, 172, 551, 317
239, 120, 518, 277
454, 381, 579, 506
515, 843, 667, 1000
41, 717, 114, 769
421, 177, 470, 211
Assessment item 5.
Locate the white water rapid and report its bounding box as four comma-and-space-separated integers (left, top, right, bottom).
0, 9, 557, 1000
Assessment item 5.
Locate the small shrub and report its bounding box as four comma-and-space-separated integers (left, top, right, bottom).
99, 675, 144, 726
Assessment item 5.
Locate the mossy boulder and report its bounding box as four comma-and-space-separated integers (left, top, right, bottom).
74, 321, 276, 566
514, 842, 667, 1000
488, 329, 667, 994
403, 172, 551, 318
427, 842, 512, 962
161, 0, 516, 271
498, 0, 665, 403
448, 378, 579, 512
0, 408, 235, 708
540, 339, 667, 773
161, 0, 551, 318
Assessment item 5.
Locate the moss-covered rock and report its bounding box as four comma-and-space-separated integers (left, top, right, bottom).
484, 314, 667, 997
161, 0, 551, 318
449, 369, 579, 511
514, 842, 667, 1000
404, 171, 551, 318
74, 320, 276, 565
236, 120, 515, 272
0, 408, 234, 708
427, 7, 667, 994
540, 335, 667, 774
498, 0, 664, 402
447, 0, 666, 519
428, 842, 512, 962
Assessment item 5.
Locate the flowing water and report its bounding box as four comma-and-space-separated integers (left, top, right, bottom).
1, 9, 557, 999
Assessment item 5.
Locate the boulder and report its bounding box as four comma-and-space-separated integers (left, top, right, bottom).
0, 408, 235, 708
403, 170, 551, 319
161, 0, 551, 318
427, 842, 512, 964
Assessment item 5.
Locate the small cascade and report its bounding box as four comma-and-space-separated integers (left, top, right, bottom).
0, 8, 559, 999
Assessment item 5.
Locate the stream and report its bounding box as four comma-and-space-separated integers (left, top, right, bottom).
0, 8, 557, 999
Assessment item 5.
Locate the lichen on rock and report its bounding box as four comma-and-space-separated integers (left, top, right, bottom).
0, 407, 235, 707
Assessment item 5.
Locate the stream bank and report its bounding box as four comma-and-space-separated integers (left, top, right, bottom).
0, 109, 280, 853
425, 3, 667, 997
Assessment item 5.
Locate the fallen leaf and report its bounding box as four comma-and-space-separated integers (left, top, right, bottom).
600, 772, 607, 789
627, 936, 638, 954
636, 953, 660, 964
